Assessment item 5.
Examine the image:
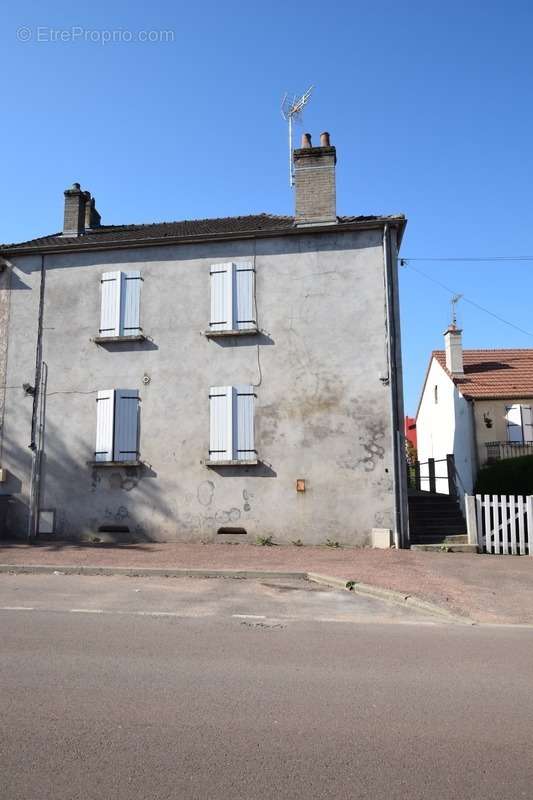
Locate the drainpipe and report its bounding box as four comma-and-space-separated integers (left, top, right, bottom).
382, 224, 408, 547
470, 399, 480, 490
27, 255, 46, 542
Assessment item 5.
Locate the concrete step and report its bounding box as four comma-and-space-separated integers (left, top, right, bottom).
409, 504, 462, 515
409, 495, 458, 502
410, 519, 466, 529
410, 507, 465, 517
410, 524, 466, 535
409, 504, 465, 514
411, 543, 478, 553
410, 522, 467, 532
411, 534, 468, 545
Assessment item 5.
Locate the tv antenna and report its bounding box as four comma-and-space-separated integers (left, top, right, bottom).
281, 85, 314, 187
451, 293, 462, 327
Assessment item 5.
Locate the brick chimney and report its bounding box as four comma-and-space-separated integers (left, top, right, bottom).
293, 132, 337, 226
63, 183, 85, 236
63, 184, 101, 236
83, 192, 101, 230
444, 325, 464, 375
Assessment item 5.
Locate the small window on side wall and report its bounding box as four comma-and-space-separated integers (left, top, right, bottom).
434, 385, 438, 404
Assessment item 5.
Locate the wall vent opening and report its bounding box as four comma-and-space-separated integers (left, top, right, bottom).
217, 527, 248, 536
98, 525, 130, 534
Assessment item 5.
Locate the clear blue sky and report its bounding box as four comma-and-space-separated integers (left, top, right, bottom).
2, 0, 533, 414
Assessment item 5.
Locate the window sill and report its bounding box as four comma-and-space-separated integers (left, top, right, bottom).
205, 459, 258, 467
204, 328, 258, 338
93, 334, 145, 344
88, 460, 142, 468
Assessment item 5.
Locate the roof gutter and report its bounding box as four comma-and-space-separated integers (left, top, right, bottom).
0, 217, 407, 258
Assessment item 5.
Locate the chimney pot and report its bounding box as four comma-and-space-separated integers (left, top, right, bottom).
301, 133, 312, 148
320, 131, 330, 146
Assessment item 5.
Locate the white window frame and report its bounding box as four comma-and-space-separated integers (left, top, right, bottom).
98, 270, 143, 340
207, 384, 257, 465
207, 262, 257, 336
506, 404, 533, 444
94, 389, 141, 464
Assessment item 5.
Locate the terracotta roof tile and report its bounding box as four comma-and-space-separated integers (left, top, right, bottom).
433, 349, 533, 399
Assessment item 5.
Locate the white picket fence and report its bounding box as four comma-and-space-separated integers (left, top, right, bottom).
465, 495, 533, 555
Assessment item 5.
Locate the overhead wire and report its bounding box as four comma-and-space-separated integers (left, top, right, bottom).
400, 260, 533, 339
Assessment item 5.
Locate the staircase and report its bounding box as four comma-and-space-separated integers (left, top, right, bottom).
408, 491, 476, 552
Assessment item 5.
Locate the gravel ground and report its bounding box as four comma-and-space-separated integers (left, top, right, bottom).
1, 541, 533, 624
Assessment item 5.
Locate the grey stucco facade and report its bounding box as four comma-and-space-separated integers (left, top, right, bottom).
0, 137, 407, 546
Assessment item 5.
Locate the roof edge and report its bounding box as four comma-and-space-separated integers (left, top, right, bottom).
0, 216, 407, 257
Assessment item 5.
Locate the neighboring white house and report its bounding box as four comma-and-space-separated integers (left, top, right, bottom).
416, 326, 533, 495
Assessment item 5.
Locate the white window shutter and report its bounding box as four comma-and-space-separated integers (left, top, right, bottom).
235, 384, 255, 460
100, 272, 121, 336
506, 404, 524, 443
209, 386, 233, 460
235, 263, 255, 331
121, 271, 142, 336
95, 390, 115, 462
114, 390, 140, 462
522, 406, 533, 442
210, 263, 234, 331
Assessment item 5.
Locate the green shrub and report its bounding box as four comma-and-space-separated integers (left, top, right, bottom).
256, 535, 274, 546
475, 455, 533, 495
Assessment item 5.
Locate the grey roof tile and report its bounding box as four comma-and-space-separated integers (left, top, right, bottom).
0, 213, 405, 254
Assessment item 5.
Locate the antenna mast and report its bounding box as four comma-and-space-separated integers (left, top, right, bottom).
451, 293, 462, 327
281, 85, 314, 188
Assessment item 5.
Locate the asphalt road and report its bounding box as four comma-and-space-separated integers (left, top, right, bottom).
1, 575, 533, 799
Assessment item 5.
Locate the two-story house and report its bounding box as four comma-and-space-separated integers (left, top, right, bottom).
0, 132, 408, 546
416, 324, 533, 494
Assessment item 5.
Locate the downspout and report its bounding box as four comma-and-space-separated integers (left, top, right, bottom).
470, 399, 480, 490
27, 254, 46, 541
382, 225, 407, 547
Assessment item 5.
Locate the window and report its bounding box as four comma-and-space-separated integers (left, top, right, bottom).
208, 385, 256, 463
99, 270, 142, 338
95, 389, 140, 463
505, 404, 533, 444
208, 262, 256, 334
434, 385, 438, 404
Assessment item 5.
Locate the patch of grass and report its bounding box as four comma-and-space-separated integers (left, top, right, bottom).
256, 535, 274, 546
324, 538, 340, 548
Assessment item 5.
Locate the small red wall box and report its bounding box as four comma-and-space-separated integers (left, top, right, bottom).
296, 479, 306, 492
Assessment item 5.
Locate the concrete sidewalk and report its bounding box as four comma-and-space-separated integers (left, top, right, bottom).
1, 540, 532, 624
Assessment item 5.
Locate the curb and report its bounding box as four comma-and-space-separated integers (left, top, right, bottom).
0, 563, 469, 623
0, 564, 307, 581
307, 572, 471, 624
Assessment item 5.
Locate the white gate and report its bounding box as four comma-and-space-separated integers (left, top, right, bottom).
465, 495, 533, 555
